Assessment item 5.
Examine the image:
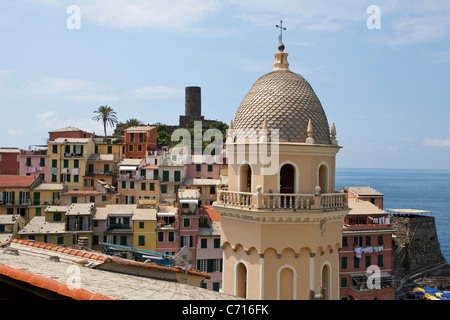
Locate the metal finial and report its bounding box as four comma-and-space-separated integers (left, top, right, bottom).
276, 20, 286, 45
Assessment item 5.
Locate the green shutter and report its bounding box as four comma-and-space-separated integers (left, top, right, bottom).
207, 259, 214, 272
19, 191, 23, 205
174, 171, 180, 182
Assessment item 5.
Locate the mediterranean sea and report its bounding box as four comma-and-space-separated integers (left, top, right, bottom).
335, 168, 450, 262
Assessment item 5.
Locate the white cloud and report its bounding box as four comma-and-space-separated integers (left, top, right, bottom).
128, 86, 183, 100
19, 77, 119, 102
422, 138, 450, 147
37, 111, 56, 120
30, 0, 221, 31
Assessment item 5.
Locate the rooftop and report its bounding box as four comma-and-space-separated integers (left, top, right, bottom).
51, 138, 92, 144
0, 175, 38, 188
18, 216, 66, 235
0, 239, 240, 300
66, 203, 95, 216
348, 186, 383, 197
347, 198, 387, 216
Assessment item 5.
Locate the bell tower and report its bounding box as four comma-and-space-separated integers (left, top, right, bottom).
214, 42, 349, 300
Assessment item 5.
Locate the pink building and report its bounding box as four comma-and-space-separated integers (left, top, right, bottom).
19, 149, 49, 182
196, 205, 222, 292
186, 155, 224, 180
155, 205, 179, 256
339, 187, 395, 300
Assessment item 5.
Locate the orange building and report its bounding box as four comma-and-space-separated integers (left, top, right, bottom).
124, 126, 157, 159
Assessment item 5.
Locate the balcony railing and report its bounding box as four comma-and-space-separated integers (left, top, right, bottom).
64, 153, 84, 158
217, 190, 347, 210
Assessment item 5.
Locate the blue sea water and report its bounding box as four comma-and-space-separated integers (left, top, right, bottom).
335, 168, 450, 262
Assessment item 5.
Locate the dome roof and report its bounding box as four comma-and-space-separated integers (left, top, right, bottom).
233, 48, 331, 145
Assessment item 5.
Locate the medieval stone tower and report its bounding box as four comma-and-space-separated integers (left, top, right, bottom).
214, 43, 349, 300
179, 86, 205, 127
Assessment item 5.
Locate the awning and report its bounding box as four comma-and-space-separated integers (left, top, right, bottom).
157, 212, 176, 217
180, 199, 198, 204
119, 166, 137, 171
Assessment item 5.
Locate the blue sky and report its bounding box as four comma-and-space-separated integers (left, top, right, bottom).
1, 0, 450, 169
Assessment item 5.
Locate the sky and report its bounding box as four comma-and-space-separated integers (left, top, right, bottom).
1, 0, 450, 170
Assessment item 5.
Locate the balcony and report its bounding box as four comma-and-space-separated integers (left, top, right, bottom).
216, 190, 347, 211
64, 153, 84, 158
86, 170, 114, 176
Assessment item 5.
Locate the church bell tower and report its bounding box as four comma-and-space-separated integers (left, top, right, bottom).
214, 36, 349, 300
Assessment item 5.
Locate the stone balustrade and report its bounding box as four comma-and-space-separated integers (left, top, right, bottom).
217, 190, 347, 210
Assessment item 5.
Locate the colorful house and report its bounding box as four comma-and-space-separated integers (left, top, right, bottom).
29, 183, 64, 221
19, 148, 49, 182
339, 196, 395, 300
48, 138, 95, 190
18, 203, 95, 248
0, 175, 41, 220
117, 159, 144, 204
0, 148, 20, 175
124, 126, 157, 159
196, 205, 223, 292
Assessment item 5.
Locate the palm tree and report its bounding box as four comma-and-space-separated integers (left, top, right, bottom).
92, 105, 118, 136
124, 118, 145, 129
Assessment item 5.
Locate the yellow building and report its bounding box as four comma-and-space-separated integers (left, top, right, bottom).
214, 43, 349, 300
84, 154, 116, 190
0, 175, 40, 221
132, 207, 157, 252
48, 138, 95, 190
18, 203, 95, 247
29, 183, 64, 221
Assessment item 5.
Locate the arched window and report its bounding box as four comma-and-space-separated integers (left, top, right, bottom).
239, 164, 252, 192
236, 262, 247, 298
280, 164, 295, 194
318, 163, 329, 194
321, 264, 330, 300
279, 267, 294, 300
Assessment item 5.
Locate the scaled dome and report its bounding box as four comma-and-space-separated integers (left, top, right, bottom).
233, 46, 331, 145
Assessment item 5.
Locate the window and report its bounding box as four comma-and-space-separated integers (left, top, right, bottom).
141, 183, 146, 191
52, 145, 57, 153
39, 158, 45, 166
197, 259, 207, 272
174, 171, 181, 182
341, 277, 348, 288
74, 159, 79, 168
95, 146, 98, 154
157, 232, 164, 242
378, 235, 384, 245
161, 185, 167, 194
71, 196, 77, 203
35, 208, 41, 216
183, 218, 190, 228
201, 239, 207, 248
139, 236, 145, 246
138, 144, 142, 152
74, 175, 79, 183
366, 236, 371, 246
342, 257, 348, 270
51, 174, 57, 182
130, 181, 135, 189
139, 222, 144, 229
120, 236, 127, 246
121, 181, 126, 189
53, 213, 62, 221
129, 144, 133, 152
377, 254, 384, 267
168, 232, 174, 242
342, 237, 348, 247
207, 165, 213, 172
107, 146, 112, 154
212, 283, 220, 292
57, 236, 64, 245
52, 159, 57, 168
354, 257, 360, 269
196, 164, 201, 172
104, 164, 109, 173
150, 183, 155, 191
89, 196, 95, 203
25, 157, 31, 166
153, 169, 158, 180
63, 160, 69, 168
214, 238, 220, 248
93, 236, 99, 245
210, 186, 216, 195
163, 171, 169, 182
353, 236, 363, 247
365, 256, 371, 268
181, 235, 193, 247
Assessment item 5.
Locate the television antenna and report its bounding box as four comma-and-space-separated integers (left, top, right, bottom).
174, 246, 193, 283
